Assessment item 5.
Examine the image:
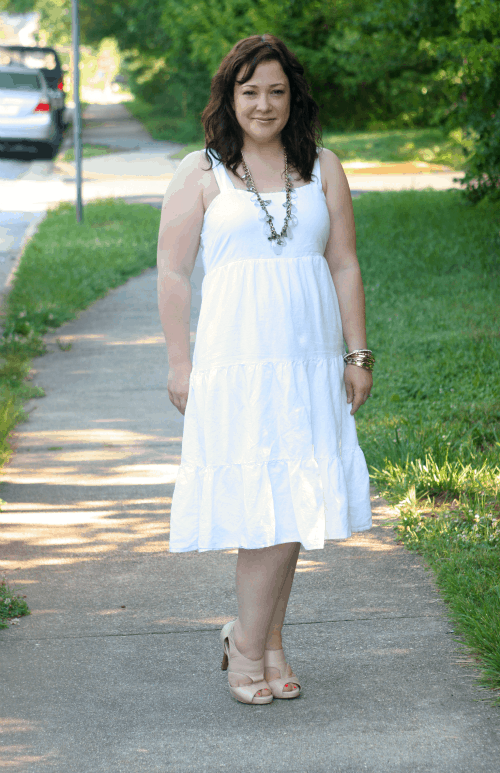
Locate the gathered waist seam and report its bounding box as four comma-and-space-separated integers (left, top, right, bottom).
178, 449, 362, 471
203, 253, 326, 279
191, 354, 344, 375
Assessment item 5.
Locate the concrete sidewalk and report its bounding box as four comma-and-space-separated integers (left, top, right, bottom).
0, 102, 181, 215
1, 265, 499, 771
0, 102, 498, 771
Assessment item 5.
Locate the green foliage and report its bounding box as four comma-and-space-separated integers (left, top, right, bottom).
354, 188, 500, 502
4, 199, 160, 331
324, 127, 466, 168
0, 578, 30, 629
330, 0, 500, 200
171, 126, 467, 170
57, 144, 121, 163
5, 0, 498, 198
126, 94, 206, 145
0, 0, 72, 45
443, 1, 500, 203
354, 190, 500, 492
374, 451, 498, 503
353, 188, 500, 694
396, 507, 500, 697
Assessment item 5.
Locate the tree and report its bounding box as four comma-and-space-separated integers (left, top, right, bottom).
3, 0, 499, 200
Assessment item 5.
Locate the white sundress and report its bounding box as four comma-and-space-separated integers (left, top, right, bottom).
168, 148, 372, 552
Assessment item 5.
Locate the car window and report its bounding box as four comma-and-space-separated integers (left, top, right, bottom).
0, 72, 42, 91
0, 50, 57, 70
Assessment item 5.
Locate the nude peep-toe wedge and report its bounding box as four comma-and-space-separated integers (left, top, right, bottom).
264, 648, 301, 699
220, 621, 273, 705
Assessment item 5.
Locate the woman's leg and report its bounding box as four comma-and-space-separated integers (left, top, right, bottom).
263, 542, 301, 692
265, 541, 301, 650
231, 541, 300, 697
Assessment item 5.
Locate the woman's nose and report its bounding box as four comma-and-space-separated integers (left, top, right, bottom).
257, 94, 271, 111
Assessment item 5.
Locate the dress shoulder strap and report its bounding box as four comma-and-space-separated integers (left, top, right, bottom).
311, 151, 322, 188
205, 148, 234, 193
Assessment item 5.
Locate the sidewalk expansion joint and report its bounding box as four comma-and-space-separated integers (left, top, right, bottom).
3, 613, 445, 643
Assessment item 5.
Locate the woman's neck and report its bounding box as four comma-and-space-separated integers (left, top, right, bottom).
241, 136, 285, 164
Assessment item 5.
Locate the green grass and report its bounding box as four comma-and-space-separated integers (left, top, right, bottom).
323, 127, 468, 170
0, 356, 46, 469
0, 198, 160, 472
0, 577, 30, 629
169, 127, 468, 169
395, 508, 500, 697
4, 199, 160, 334
57, 144, 121, 163
126, 97, 205, 145
352, 188, 500, 698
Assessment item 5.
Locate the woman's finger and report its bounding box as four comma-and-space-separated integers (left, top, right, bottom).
350, 389, 371, 415
345, 378, 354, 405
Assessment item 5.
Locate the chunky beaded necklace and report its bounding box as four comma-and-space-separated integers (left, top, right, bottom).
241, 149, 297, 255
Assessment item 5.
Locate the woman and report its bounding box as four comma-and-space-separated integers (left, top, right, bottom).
157, 34, 374, 705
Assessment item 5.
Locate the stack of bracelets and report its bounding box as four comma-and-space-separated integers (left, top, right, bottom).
343, 349, 375, 372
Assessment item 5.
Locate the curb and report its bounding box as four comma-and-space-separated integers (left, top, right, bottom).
0, 211, 48, 309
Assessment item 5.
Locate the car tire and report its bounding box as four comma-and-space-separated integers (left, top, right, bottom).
37, 140, 57, 161
56, 109, 67, 132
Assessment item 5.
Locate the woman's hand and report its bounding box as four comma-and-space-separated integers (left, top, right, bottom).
344, 364, 373, 415
167, 361, 192, 416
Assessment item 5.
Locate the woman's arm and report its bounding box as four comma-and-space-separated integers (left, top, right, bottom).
157, 151, 207, 414
320, 148, 373, 415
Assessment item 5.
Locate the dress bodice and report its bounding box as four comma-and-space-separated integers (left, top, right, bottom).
195, 149, 331, 277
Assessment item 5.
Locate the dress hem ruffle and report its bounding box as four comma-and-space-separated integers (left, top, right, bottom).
169, 447, 372, 553
169, 523, 374, 554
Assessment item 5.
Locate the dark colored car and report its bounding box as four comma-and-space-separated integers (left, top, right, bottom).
0, 45, 66, 130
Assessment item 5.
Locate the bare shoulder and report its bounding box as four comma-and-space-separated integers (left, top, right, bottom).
318, 147, 345, 184
318, 147, 351, 209
166, 150, 213, 194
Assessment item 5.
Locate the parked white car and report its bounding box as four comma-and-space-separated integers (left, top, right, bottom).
0, 65, 60, 157
0, 45, 67, 132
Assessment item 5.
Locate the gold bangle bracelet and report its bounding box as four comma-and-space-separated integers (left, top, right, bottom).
344, 359, 374, 372
343, 349, 375, 372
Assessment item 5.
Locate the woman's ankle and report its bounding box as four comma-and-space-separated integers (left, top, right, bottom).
265, 629, 283, 651
232, 619, 265, 661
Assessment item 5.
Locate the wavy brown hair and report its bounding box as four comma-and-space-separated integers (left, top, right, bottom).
201, 34, 322, 183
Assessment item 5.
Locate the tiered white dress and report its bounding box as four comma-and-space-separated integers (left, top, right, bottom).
168, 149, 372, 552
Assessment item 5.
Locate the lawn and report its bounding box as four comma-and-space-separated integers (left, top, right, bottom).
127, 97, 204, 146
352, 189, 500, 699
127, 97, 467, 171
169, 128, 467, 171
324, 127, 467, 169
56, 144, 121, 163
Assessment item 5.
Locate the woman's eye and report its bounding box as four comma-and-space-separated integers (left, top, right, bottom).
242, 89, 285, 96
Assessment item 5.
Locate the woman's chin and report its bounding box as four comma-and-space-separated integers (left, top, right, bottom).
243, 126, 283, 144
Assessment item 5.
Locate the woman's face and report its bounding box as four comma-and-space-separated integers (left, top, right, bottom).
232, 59, 291, 146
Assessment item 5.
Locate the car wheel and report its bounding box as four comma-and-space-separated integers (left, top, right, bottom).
56, 109, 67, 132
36, 141, 57, 161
